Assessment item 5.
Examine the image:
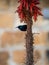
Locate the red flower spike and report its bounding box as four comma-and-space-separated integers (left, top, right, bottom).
16, 0, 42, 22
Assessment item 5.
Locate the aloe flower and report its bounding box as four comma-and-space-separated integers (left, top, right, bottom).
16, 0, 42, 22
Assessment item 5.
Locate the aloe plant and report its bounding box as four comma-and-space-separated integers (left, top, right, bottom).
16, 0, 42, 65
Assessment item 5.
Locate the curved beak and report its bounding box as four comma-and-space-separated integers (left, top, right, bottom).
15, 27, 18, 28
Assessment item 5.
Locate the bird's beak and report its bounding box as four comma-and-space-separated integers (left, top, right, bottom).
15, 27, 18, 28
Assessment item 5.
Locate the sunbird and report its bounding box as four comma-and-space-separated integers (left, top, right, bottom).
16, 25, 27, 31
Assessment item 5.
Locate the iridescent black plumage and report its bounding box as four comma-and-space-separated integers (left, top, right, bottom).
17, 25, 27, 31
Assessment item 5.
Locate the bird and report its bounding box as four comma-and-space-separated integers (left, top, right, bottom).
16, 25, 27, 31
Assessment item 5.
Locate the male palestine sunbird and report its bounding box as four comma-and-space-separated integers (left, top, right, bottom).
16, 25, 27, 31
